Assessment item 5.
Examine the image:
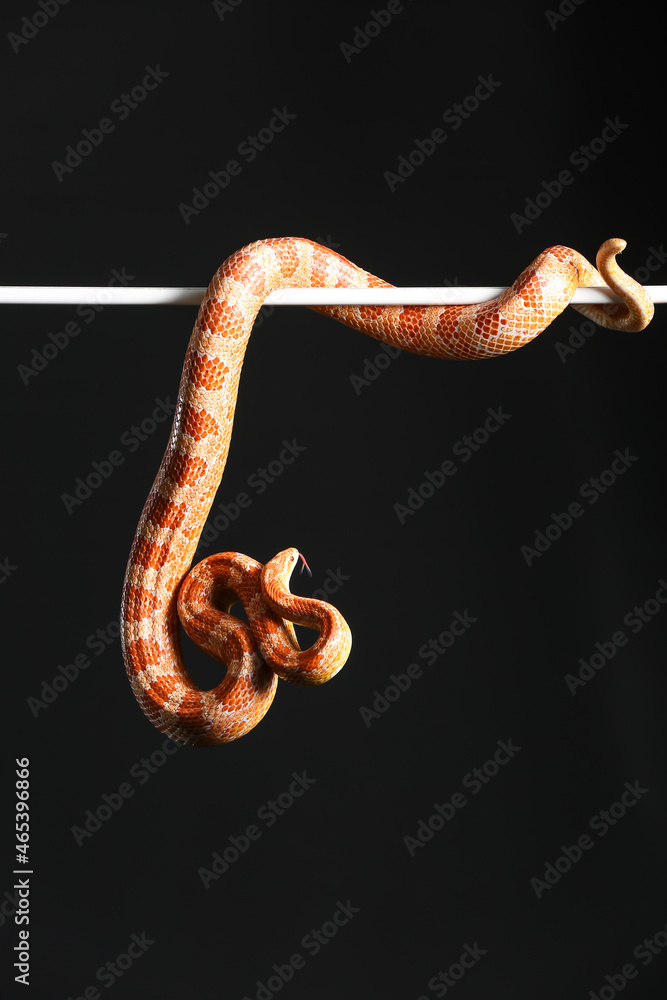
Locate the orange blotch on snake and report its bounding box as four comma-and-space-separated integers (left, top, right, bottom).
183, 344, 230, 392
132, 540, 171, 573
146, 495, 187, 531
124, 583, 159, 618
145, 673, 181, 706
196, 355, 230, 392
167, 452, 209, 489
125, 637, 162, 674
182, 403, 220, 442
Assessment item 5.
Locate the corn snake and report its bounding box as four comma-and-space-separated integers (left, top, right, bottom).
120, 236, 653, 746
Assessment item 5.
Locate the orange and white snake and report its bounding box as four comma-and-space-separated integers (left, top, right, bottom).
120, 236, 653, 746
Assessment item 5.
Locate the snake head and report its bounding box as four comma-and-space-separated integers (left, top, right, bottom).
269, 547, 311, 578
268, 547, 301, 587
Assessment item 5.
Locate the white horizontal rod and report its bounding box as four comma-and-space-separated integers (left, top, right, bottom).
1, 285, 666, 306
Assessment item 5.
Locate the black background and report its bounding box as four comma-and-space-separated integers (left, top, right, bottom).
2, 1, 666, 998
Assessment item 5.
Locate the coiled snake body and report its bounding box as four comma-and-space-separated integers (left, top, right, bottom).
120, 237, 653, 746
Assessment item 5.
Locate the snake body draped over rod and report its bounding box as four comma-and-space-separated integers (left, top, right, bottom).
120, 236, 653, 746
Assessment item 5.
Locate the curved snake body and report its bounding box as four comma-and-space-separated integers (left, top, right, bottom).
120, 237, 653, 746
